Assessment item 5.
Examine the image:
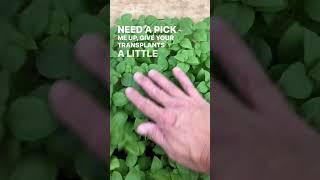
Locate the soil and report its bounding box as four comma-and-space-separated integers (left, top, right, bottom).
110, 0, 210, 25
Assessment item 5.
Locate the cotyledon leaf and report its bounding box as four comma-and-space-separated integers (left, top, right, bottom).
300, 97, 320, 127
214, 3, 255, 35
111, 171, 123, 180
112, 92, 129, 107
18, 0, 50, 38
309, 61, 320, 82
304, 28, 320, 67
36, 36, 73, 79
10, 155, 58, 180
52, 0, 87, 18
74, 151, 107, 180
70, 13, 107, 41
277, 23, 305, 63
8, 96, 58, 141
0, 45, 27, 73
247, 36, 273, 68
279, 62, 313, 99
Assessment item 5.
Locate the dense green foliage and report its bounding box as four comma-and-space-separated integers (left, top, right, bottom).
2, 0, 320, 179
213, 0, 320, 129
110, 14, 210, 179
0, 0, 107, 179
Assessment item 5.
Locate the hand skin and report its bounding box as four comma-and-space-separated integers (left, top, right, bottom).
125, 68, 210, 174
48, 17, 320, 179
211, 17, 320, 179
49, 34, 108, 160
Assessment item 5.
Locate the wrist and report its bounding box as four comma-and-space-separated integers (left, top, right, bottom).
198, 141, 210, 174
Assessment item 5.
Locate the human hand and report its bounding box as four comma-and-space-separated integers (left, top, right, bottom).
125, 68, 210, 174
48, 17, 320, 180
49, 34, 108, 161
48, 33, 211, 174
212, 17, 320, 179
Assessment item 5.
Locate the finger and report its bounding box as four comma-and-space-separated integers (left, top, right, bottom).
148, 69, 186, 98
125, 87, 165, 123
212, 17, 287, 112
172, 67, 202, 98
136, 122, 166, 148
212, 80, 255, 153
213, 81, 249, 113
75, 33, 108, 83
134, 72, 173, 106
212, 82, 255, 180
49, 80, 107, 161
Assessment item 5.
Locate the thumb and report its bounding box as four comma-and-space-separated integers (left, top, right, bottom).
136, 122, 166, 148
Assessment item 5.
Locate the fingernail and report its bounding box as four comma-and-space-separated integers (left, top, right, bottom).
125, 87, 133, 95
148, 69, 157, 76
49, 80, 72, 101
133, 72, 143, 81
137, 125, 148, 135
173, 67, 181, 73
